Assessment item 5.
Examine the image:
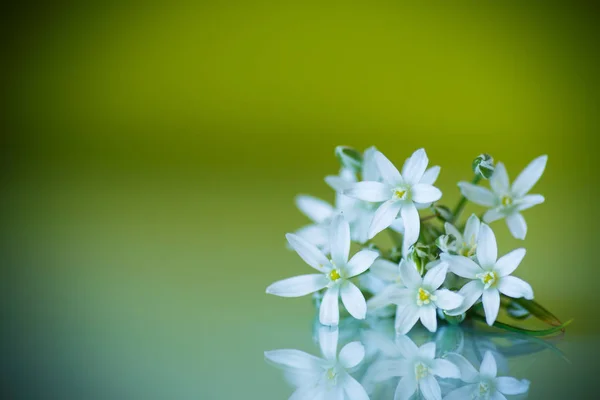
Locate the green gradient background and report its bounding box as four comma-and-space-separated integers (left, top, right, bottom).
2, 1, 599, 398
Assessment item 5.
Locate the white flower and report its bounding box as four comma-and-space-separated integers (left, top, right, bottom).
458, 155, 547, 239
266, 214, 379, 325
343, 148, 442, 253
294, 195, 336, 254
265, 327, 370, 400
370, 335, 460, 400
438, 214, 481, 257
370, 259, 463, 334
445, 351, 530, 400
441, 224, 534, 326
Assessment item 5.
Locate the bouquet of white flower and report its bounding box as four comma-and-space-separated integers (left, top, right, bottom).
266, 146, 570, 336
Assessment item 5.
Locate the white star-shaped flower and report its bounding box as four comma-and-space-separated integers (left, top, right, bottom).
369, 259, 463, 334
265, 327, 369, 400
437, 214, 481, 258
445, 351, 530, 400
342, 149, 442, 253
458, 155, 547, 239
441, 224, 534, 326
267, 214, 379, 325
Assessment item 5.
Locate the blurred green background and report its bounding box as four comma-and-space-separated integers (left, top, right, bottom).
2, 1, 599, 398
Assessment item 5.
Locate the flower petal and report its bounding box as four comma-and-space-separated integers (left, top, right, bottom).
343, 181, 391, 202
496, 377, 530, 395
368, 200, 402, 239
495, 248, 526, 277
423, 263, 448, 290
431, 358, 460, 379
445, 353, 479, 383
395, 304, 420, 334
401, 202, 420, 253
458, 182, 496, 207
330, 214, 351, 266
433, 289, 463, 310
463, 214, 480, 244
419, 306, 437, 332
440, 253, 481, 279
394, 334, 419, 358
445, 280, 484, 315
395, 376, 418, 400
319, 286, 340, 326
399, 258, 422, 289
444, 222, 462, 242
286, 233, 330, 271
421, 165, 441, 185
511, 155, 548, 197
490, 162, 510, 194
482, 289, 500, 326
340, 281, 367, 320
480, 351, 497, 378
419, 374, 442, 400
264, 349, 324, 370
362, 146, 380, 182
497, 276, 534, 300
506, 212, 527, 240
411, 183, 442, 204
483, 208, 505, 223
374, 150, 403, 186
491, 392, 508, 400
266, 274, 328, 297
477, 224, 498, 267
517, 194, 545, 211
294, 225, 329, 252
342, 373, 370, 400
346, 249, 379, 277
295, 195, 334, 223
402, 148, 428, 186
370, 359, 410, 380
443, 384, 477, 400
325, 175, 354, 192
339, 341, 365, 369
319, 325, 338, 361
386, 288, 415, 306
369, 258, 400, 282
367, 285, 404, 310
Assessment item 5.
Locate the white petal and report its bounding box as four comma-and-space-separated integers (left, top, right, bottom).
386, 288, 415, 306
458, 182, 497, 207
401, 202, 420, 253
340, 281, 367, 320
368, 200, 402, 239
346, 249, 379, 277
445, 280, 483, 315
339, 341, 365, 369
394, 376, 418, 400
433, 289, 463, 310
295, 195, 334, 223
369, 258, 400, 282
330, 214, 351, 266
440, 253, 481, 279
490, 162, 510, 194
423, 264, 448, 290
343, 181, 391, 202
411, 184, 442, 204
445, 353, 479, 383
264, 349, 324, 370
370, 359, 410, 380
286, 233, 330, 271
444, 222, 462, 242
395, 304, 420, 334
463, 214, 480, 244
517, 194, 545, 211
362, 146, 380, 181
421, 165, 441, 185
431, 359, 460, 379
351, 210, 373, 244
342, 373, 370, 400
496, 377, 530, 395
491, 392, 508, 400
477, 224, 498, 267
495, 248, 526, 277
482, 289, 500, 326
319, 286, 340, 326
325, 175, 354, 192
506, 212, 527, 240
419, 374, 441, 400
266, 274, 328, 297
443, 384, 477, 400
497, 276, 534, 300
480, 351, 497, 378
389, 217, 405, 233
394, 334, 420, 358
367, 285, 404, 310
374, 150, 403, 186
483, 208, 505, 223
294, 225, 329, 251
511, 155, 548, 197
319, 325, 338, 361
419, 342, 436, 360
419, 306, 437, 332
399, 259, 422, 289
402, 148, 428, 186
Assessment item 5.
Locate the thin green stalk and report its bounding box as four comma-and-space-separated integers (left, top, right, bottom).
451, 175, 481, 223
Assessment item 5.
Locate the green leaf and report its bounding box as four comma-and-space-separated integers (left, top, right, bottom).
511, 298, 563, 327
472, 314, 573, 337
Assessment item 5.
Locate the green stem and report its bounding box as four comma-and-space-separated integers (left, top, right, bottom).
451, 175, 482, 223
471, 314, 573, 337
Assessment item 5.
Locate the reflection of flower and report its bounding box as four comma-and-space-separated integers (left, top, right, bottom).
445, 351, 530, 400
267, 214, 379, 325
442, 224, 534, 325
265, 327, 369, 400
458, 156, 547, 239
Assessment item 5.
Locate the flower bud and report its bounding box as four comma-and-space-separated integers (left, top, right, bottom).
335, 146, 363, 173
442, 310, 466, 325
472, 153, 495, 179
436, 234, 457, 253
433, 205, 453, 222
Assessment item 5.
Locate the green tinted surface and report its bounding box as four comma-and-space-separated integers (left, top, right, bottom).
2, 1, 599, 398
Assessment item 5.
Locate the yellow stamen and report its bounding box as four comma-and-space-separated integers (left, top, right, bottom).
329, 269, 341, 281
501, 195, 513, 207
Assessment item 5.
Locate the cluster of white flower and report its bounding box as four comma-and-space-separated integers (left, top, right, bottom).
267, 147, 547, 333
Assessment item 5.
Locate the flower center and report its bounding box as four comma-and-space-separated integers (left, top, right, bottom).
501, 195, 513, 207
329, 269, 341, 281
416, 287, 436, 306
459, 243, 476, 257
392, 187, 409, 200
414, 362, 430, 381
326, 367, 337, 381
477, 271, 498, 289
479, 381, 490, 395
